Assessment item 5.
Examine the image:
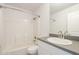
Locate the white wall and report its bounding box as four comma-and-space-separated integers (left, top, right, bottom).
35, 4, 50, 37
2, 7, 35, 52
0, 3, 50, 53
50, 4, 79, 34
0, 8, 4, 53
50, 11, 67, 34
68, 11, 79, 36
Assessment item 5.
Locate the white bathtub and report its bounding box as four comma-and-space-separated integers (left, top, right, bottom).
1, 47, 28, 55
1, 44, 38, 55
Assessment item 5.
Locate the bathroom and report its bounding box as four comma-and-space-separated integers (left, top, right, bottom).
0, 3, 79, 55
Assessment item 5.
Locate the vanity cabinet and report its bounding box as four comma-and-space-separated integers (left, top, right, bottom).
37, 40, 72, 55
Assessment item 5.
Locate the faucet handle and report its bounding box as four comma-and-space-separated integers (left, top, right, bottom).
64, 31, 69, 36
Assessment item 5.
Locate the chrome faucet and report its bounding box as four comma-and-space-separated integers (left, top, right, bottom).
58, 30, 68, 39
58, 31, 64, 39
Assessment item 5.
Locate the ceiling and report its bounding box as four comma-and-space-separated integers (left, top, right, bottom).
5, 3, 77, 14
50, 3, 77, 14
5, 3, 43, 12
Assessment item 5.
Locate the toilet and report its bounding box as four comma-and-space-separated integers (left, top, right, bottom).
27, 45, 38, 55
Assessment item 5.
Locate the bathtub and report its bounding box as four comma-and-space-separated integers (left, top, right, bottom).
1, 46, 28, 55
1, 44, 38, 55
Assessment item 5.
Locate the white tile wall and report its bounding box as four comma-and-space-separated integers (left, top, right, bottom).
1, 8, 35, 52
0, 8, 4, 53
0, 4, 50, 53
35, 4, 50, 37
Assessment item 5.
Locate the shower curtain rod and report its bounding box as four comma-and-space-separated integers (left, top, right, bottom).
0, 4, 39, 16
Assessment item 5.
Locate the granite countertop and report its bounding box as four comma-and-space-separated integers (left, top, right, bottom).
37, 37, 79, 55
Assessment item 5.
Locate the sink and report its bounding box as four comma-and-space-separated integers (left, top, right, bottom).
47, 37, 72, 45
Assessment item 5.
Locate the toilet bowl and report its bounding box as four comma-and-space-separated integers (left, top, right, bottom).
27, 45, 38, 55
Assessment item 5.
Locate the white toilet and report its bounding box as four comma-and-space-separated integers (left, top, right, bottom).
27, 45, 38, 55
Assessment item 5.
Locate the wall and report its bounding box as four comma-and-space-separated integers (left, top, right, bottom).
35, 4, 50, 37
68, 11, 79, 36
2, 7, 35, 52
50, 4, 79, 34
0, 8, 4, 53
50, 12, 67, 34
0, 3, 50, 53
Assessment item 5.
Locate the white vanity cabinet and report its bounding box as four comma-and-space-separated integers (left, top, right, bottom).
37, 40, 72, 55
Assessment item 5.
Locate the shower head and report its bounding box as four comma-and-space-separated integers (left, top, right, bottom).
33, 17, 36, 20
33, 15, 40, 20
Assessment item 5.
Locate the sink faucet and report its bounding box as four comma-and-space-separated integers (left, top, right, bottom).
58, 30, 69, 39
64, 31, 68, 36
58, 31, 64, 39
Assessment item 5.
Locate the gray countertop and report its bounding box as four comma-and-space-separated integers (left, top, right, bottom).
37, 37, 79, 55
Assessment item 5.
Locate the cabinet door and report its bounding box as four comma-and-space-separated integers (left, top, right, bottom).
37, 40, 72, 55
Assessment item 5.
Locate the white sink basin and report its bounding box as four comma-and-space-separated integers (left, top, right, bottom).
47, 37, 72, 45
